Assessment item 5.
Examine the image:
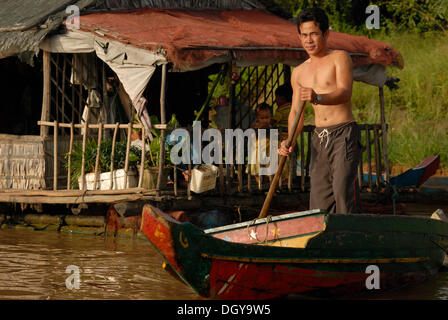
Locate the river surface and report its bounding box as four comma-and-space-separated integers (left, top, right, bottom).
0, 228, 447, 300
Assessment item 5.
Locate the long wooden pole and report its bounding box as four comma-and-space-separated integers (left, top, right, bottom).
258, 101, 306, 219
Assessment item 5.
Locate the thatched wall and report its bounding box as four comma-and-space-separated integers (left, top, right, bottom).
0, 134, 46, 190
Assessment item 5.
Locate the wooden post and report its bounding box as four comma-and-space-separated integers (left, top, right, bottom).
238, 163, 243, 193
80, 108, 90, 191
379, 87, 390, 183
102, 61, 109, 116
373, 126, 382, 191
138, 126, 145, 188
109, 122, 119, 190
40, 51, 51, 138
93, 122, 103, 190
187, 162, 192, 200
67, 123, 74, 190
157, 64, 167, 193
247, 160, 252, 193
53, 121, 58, 190
365, 124, 373, 190
61, 57, 66, 133
124, 122, 133, 189
228, 60, 235, 129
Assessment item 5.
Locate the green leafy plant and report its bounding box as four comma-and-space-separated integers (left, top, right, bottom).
65, 138, 142, 189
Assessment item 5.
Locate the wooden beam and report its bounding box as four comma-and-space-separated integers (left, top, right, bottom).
40, 51, 51, 137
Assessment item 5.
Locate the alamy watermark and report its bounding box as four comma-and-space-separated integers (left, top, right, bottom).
365, 265, 380, 290
65, 265, 81, 290
365, 5, 380, 30
169, 121, 279, 176
66, 5, 80, 30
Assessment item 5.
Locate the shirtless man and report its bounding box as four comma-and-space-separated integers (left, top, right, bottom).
278, 7, 362, 214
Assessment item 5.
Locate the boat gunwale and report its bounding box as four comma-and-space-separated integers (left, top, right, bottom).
203, 209, 326, 234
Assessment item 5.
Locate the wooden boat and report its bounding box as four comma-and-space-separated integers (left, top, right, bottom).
140, 204, 448, 299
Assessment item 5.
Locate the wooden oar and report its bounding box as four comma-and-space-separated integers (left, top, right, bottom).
258, 100, 307, 219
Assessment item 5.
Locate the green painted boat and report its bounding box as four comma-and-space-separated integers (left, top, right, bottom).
141, 205, 448, 299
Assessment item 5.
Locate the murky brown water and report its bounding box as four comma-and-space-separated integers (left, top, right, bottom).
0, 228, 447, 300
0, 229, 199, 300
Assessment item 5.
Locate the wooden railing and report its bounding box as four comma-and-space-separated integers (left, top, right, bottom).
38, 121, 388, 196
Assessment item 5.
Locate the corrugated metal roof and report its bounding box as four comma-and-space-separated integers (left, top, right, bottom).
0, 0, 74, 31
0, 0, 96, 60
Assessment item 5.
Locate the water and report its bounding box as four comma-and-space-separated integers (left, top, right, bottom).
0, 229, 199, 300
0, 228, 447, 300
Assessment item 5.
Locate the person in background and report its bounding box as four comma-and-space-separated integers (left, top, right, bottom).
252, 102, 273, 129
247, 103, 273, 184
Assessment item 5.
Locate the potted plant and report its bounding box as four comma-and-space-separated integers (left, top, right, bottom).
66, 138, 141, 190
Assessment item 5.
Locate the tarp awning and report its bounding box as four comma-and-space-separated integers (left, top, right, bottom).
75, 8, 404, 71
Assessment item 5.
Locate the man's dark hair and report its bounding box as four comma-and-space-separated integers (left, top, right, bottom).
275, 84, 292, 101
296, 7, 329, 34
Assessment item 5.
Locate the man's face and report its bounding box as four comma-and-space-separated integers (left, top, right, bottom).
299, 21, 328, 56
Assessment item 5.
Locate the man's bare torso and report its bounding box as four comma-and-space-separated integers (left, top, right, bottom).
293, 49, 355, 127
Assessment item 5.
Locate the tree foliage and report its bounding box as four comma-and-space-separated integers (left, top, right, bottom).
274, 0, 448, 34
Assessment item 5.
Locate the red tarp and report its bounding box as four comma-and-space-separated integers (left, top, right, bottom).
79, 8, 403, 71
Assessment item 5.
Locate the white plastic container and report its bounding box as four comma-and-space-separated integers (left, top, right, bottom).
78, 169, 138, 190
190, 164, 218, 193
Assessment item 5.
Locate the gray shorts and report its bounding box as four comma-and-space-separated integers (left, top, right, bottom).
309, 121, 362, 214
